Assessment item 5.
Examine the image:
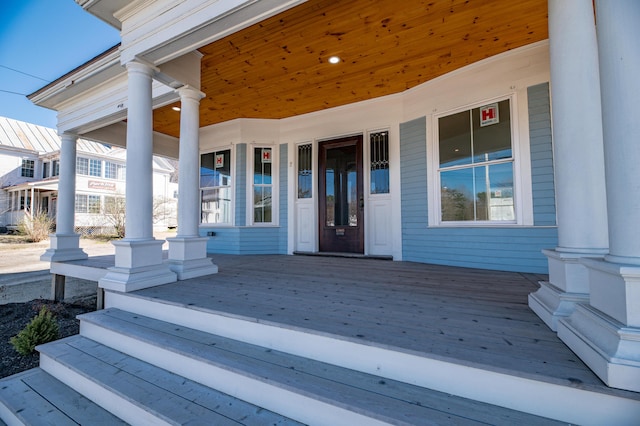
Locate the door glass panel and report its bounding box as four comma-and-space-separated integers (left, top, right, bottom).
325, 145, 357, 227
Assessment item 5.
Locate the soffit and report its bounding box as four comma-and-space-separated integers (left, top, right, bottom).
152, 0, 548, 137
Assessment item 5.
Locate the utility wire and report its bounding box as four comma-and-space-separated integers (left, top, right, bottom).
0, 88, 28, 96
0, 64, 50, 83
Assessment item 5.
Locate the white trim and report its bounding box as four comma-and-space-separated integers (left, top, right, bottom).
428, 93, 533, 227
198, 145, 235, 227
247, 143, 279, 227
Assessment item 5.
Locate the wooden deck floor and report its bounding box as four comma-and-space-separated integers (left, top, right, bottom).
129, 254, 639, 402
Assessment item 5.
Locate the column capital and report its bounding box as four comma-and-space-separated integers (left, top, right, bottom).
125, 59, 158, 77
58, 132, 79, 141
176, 85, 205, 101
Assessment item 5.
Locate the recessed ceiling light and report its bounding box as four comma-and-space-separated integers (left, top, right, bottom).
172, 106, 181, 111
328, 56, 341, 64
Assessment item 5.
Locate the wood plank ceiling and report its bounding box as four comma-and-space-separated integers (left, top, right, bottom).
153, 0, 548, 137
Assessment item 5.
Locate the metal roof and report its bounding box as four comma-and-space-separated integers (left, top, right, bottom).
0, 117, 174, 172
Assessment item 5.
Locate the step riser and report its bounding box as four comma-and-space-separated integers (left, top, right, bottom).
80, 320, 395, 426
38, 354, 172, 426
0, 404, 21, 426
105, 290, 640, 425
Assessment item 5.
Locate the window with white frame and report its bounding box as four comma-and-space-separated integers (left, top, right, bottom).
200, 149, 232, 224
436, 99, 515, 223
77, 157, 102, 177
52, 160, 59, 177
253, 147, 273, 223
75, 194, 101, 213
21, 159, 34, 177
42, 162, 50, 179
105, 161, 125, 180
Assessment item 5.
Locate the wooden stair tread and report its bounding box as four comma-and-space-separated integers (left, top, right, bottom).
0, 368, 127, 425
76, 307, 562, 425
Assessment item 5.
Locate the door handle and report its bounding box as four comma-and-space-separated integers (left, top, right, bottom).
359, 196, 364, 210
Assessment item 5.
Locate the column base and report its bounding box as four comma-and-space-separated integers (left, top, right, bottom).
40, 233, 88, 262
99, 239, 176, 292
529, 249, 603, 331
556, 258, 640, 392
167, 236, 218, 280
558, 304, 640, 392
528, 282, 588, 331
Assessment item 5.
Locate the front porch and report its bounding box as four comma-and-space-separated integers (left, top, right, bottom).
2, 254, 639, 424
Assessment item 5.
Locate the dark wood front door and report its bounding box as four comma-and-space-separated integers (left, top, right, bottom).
318, 135, 364, 253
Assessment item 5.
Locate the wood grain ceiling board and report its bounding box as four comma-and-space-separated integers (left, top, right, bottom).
153, 0, 548, 137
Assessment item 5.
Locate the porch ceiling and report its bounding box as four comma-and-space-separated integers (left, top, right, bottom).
153, 0, 548, 137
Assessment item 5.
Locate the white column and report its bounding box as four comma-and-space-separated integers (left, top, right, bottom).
41, 133, 87, 262
557, 0, 640, 392
99, 60, 176, 292
529, 0, 608, 331
167, 86, 218, 279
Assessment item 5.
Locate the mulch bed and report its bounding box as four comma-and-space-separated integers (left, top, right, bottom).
0, 297, 97, 379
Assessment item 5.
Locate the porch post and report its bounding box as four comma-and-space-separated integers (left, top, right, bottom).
40, 133, 87, 262
99, 60, 177, 292
557, 0, 640, 392
167, 85, 218, 279
528, 0, 608, 331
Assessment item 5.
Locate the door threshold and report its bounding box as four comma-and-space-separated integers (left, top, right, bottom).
293, 251, 393, 261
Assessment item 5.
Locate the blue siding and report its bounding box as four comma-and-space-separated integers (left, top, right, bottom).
205, 227, 283, 254
528, 83, 557, 226
235, 144, 246, 226
399, 86, 558, 274
279, 143, 288, 252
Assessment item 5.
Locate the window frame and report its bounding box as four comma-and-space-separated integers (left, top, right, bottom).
428, 93, 531, 227
249, 144, 278, 226
200, 147, 234, 226
21, 159, 35, 178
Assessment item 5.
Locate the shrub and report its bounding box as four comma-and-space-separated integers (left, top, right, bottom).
18, 210, 54, 242
10, 306, 60, 356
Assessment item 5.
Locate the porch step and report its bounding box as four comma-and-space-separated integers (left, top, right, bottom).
74, 307, 560, 425
34, 335, 303, 426
0, 368, 126, 425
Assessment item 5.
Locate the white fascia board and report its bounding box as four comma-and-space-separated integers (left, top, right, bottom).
118, 0, 307, 65
57, 74, 178, 135
76, 0, 130, 30
29, 47, 122, 111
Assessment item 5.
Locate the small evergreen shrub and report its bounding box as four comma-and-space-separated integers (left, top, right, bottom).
10, 307, 59, 356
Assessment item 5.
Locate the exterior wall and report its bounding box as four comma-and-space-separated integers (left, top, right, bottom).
399, 84, 557, 274
0, 149, 40, 226
528, 83, 557, 226
198, 42, 557, 273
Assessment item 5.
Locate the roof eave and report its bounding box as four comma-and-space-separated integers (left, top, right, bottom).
28, 44, 123, 111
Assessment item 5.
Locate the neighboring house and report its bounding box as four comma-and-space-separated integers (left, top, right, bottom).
0, 117, 178, 234
20, 0, 640, 396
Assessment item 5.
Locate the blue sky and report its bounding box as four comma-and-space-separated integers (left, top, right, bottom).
0, 0, 120, 129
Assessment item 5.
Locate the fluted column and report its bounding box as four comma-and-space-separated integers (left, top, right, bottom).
557, 0, 640, 392
529, 0, 608, 330
99, 60, 177, 292
167, 85, 218, 279
41, 133, 87, 261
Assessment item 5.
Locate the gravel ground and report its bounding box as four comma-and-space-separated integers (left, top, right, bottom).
0, 296, 97, 379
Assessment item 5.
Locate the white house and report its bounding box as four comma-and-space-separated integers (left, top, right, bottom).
0, 116, 178, 234
1, 0, 639, 421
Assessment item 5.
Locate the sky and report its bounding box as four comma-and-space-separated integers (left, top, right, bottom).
0, 0, 120, 129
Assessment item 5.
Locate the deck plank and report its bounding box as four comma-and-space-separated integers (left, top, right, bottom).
134, 254, 614, 391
